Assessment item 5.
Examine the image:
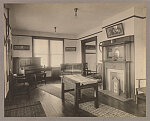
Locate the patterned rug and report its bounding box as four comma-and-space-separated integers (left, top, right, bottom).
65, 93, 136, 117
38, 84, 136, 117
5, 101, 46, 117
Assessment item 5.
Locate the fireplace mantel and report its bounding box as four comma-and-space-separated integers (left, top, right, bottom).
105, 61, 128, 70
102, 35, 134, 99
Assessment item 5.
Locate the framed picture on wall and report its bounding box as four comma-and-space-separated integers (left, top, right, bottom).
65, 47, 76, 51
13, 45, 30, 50
106, 23, 124, 38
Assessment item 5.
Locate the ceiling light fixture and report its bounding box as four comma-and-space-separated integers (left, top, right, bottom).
74, 8, 78, 16
54, 27, 56, 32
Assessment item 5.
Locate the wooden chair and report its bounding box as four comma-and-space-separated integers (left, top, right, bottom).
87, 73, 103, 90
12, 74, 30, 100
136, 79, 146, 104
25, 66, 47, 85
36, 72, 47, 84
26, 73, 37, 88
82, 63, 92, 76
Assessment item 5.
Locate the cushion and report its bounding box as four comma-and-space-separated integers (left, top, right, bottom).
72, 69, 82, 73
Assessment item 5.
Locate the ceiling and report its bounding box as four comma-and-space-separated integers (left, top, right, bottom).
7, 3, 144, 36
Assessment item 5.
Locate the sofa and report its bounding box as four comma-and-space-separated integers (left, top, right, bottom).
60, 63, 83, 75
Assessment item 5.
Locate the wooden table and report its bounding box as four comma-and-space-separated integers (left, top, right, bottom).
61, 74, 99, 111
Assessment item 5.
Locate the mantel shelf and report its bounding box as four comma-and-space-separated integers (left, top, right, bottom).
100, 35, 134, 47
100, 41, 133, 47
103, 60, 131, 63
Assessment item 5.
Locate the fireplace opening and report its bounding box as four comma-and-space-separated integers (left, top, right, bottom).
107, 69, 125, 96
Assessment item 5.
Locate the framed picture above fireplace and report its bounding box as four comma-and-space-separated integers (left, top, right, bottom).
106, 23, 124, 38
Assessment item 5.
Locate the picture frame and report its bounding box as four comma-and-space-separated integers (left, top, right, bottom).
65, 47, 76, 51
13, 45, 30, 50
85, 45, 96, 50
106, 23, 124, 38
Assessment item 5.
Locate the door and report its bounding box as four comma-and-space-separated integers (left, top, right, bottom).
81, 36, 97, 75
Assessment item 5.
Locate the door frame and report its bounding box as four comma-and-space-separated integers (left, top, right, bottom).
81, 36, 97, 73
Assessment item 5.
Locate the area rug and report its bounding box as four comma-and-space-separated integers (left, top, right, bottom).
65, 94, 136, 117
38, 84, 136, 117
38, 84, 61, 98
5, 101, 46, 117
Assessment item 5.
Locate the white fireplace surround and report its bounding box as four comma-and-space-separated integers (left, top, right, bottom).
107, 69, 125, 93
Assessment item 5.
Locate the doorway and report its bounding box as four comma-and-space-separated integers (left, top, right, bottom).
81, 36, 97, 76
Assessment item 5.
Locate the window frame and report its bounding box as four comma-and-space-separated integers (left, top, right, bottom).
32, 36, 64, 67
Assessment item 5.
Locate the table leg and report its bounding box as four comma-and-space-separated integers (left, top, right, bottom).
75, 83, 80, 111
34, 74, 37, 87
136, 88, 138, 104
61, 82, 65, 101
94, 83, 99, 108
78, 88, 81, 99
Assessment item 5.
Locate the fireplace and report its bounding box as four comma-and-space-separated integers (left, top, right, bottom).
104, 61, 130, 98
100, 35, 134, 99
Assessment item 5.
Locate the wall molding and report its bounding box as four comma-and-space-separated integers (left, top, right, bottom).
12, 34, 78, 41
78, 15, 146, 40
11, 15, 146, 41
102, 15, 146, 29
78, 31, 102, 40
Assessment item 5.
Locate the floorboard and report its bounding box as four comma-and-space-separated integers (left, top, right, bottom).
5, 78, 146, 117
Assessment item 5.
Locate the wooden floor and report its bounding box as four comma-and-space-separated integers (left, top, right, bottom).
5, 78, 146, 117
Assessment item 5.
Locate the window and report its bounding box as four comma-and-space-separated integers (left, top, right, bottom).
33, 39, 49, 67
50, 40, 63, 67
33, 38, 63, 67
